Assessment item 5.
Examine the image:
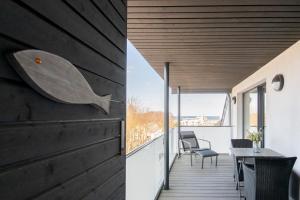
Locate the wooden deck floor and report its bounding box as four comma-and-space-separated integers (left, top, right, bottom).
159, 154, 240, 200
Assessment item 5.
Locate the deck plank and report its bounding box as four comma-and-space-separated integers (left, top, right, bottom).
159, 154, 239, 200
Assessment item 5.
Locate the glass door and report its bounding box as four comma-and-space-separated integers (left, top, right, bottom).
257, 84, 266, 147
243, 84, 266, 147
243, 88, 258, 136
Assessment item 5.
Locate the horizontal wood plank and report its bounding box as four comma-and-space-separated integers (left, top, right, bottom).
128, 12, 300, 19
0, 121, 120, 168
128, 17, 300, 24
34, 156, 125, 200
110, 0, 127, 21
129, 27, 300, 33
0, 138, 120, 200
128, 31, 300, 36
65, 0, 126, 51
92, 0, 126, 36
107, 184, 126, 200
82, 169, 126, 200
128, 5, 300, 13
128, 23, 300, 29
128, 0, 300, 7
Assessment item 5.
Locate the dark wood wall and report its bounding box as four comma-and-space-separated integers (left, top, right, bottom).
0, 0, 127, 199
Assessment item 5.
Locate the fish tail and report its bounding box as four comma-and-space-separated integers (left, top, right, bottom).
93, 94, 111, 114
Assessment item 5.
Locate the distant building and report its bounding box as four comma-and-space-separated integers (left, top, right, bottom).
181, 115, 221, 126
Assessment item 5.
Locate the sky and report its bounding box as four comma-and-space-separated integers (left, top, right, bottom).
126, 40, 226, 117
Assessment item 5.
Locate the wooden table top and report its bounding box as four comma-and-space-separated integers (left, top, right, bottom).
230, 148, 283, 158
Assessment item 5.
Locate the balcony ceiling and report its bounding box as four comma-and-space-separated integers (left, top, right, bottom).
127, 0, 300, 92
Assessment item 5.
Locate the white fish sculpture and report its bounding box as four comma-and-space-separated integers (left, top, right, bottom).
9, 49, 111, 113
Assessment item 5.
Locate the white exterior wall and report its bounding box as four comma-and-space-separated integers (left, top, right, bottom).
231, 41, 300, 198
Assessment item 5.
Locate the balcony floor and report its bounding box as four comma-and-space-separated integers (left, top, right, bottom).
159, 154, 240, 200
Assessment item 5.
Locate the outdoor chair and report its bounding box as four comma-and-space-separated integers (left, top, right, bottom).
180, 131, 218, 169
231, 139, 253, 148
231, 139, 254, 190
243, 157, 297, 200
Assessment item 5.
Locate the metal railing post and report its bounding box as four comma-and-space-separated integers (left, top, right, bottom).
227, 93, 233, 139
164, 62, 170, 190
177, 86, 181, 157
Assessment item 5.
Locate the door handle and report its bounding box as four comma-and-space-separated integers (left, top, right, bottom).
121, 120, 125, 155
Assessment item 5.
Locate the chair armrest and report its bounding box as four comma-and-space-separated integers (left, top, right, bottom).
197, 138, 211, 149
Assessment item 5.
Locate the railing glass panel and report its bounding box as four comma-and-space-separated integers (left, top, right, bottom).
126, 126, 231, 200
181, 126, 232, 153
126, 129, 178, 200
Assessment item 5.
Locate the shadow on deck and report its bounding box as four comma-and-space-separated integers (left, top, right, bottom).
159, 154, 240, 200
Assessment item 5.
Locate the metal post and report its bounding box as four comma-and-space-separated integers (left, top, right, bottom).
177, 86, 181, 157
164, 62, 170, 190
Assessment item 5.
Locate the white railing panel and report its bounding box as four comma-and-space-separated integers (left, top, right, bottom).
126, 127, 230, 200
181, 126, 232, 153
126, 135, 164, 200
126, 129, 178, 200
169, 128, 178, 167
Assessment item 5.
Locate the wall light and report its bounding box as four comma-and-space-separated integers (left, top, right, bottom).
232, 96, 237, 104
272, 74, 284, 91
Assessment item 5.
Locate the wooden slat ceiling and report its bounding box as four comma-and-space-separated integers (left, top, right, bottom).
127, 0, 300, 92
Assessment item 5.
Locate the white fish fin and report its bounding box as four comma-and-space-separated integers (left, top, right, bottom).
92, 94, 112, 114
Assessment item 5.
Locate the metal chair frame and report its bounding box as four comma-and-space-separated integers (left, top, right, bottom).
179, 131, 218, 168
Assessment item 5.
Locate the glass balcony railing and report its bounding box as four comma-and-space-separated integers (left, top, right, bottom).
126, 128, 178, 200
126, 126, 231, 200
181, 126, 232, 153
